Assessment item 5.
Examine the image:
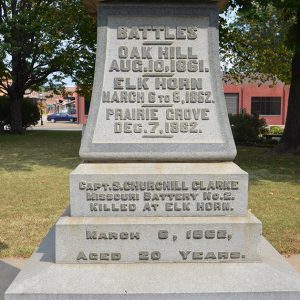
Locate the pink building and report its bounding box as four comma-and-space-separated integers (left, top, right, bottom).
224, 83, 289, 126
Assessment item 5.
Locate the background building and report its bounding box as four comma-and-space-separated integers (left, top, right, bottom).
24, 87, 81, 121
224, 83, 289, 126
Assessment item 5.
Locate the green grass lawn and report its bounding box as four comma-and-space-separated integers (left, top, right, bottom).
235, 147, 300, 255
0, 131, 299, 258
0, 131, 81, 258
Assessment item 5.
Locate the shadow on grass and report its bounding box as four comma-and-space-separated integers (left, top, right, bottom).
0, 131, 81, 172
0, 241, 8, 254
0, 261, 21, 300
235, 146, 300, 186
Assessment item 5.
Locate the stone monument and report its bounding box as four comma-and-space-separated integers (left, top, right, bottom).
5, 0, 300, 299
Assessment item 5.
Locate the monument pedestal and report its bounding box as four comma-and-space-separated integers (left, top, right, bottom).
5, 228, 300, 300
55, 212, 262, 263
70, 162, 249, 217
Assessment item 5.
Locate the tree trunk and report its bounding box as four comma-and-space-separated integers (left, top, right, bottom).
277, 8, 300, 153
9, 91, 24, 134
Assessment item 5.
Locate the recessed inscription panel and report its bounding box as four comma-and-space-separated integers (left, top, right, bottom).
70, 163, 248, 217
92, 16, 222, 144
55, 215, 262, 264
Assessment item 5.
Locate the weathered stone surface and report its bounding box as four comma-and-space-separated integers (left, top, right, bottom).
55, 212, 261, 264
5, 228, 300, 300
83, 1, 229, 16
70, 162, 248, 217
79, 2, 236, 161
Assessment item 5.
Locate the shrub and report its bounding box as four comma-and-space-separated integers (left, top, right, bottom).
22, 100, 41, 128
0, 96, 40, 131
229, 111, 267, 144
269, 126, 284, 135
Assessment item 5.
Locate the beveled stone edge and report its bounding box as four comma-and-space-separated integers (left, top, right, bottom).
57, 211, 261, 225
70, 161, 248, 175
83, 1, 229, 16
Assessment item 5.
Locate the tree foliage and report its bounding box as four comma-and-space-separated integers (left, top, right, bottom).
221, 3, 295, 84
71, 7, 96, 99
0, 0, 94, 133
223, 0, 300, 153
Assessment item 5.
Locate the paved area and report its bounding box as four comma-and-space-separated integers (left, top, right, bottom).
27, 116, 83, 131
0, 255, 299, 300
0, 258, 27, 300
286, 255, 300, 273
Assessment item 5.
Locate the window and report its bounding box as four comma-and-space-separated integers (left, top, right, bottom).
251, 97, 281, 115
225, 93, 239, 114
84, 99, 91, 115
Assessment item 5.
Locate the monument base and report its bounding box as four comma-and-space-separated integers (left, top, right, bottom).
55, 212, 262, 263
6, 228, 300, 300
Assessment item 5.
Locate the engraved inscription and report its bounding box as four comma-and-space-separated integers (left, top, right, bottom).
86, 231, 140, 240
92, 16, 223, 144
69, 224, 254, 263
179, 251, 242, 261
76, 251, 121, 261
75, 250, 244, 262
75, 178, 243, 216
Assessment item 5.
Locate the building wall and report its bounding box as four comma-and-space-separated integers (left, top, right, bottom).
224, 83, 289, 126
24, 87, 81, 122
77, 95, 88, 124
78, 84, 290, 126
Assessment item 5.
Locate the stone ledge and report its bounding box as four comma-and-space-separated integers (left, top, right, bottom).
5, 228, 300, 300
55, 212, 262, 263
83, 1, 228, 16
